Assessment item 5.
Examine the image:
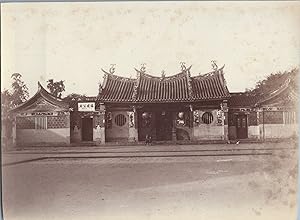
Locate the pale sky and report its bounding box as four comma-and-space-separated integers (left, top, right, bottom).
1, 1, 300, 97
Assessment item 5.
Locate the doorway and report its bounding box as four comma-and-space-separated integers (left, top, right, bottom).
81, 117, 93, 141
155, 111, 172, 141
236, 114, 248, 139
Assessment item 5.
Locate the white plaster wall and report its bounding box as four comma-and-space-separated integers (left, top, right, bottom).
248, 126, 260, 139
193, 125, 224, 140
128, 127, 138, 142
93, 127, 105, 143
106, 111, 129, 141
16, 128, 70, 145
193, 109, 225, 140
259, 124, 298, 139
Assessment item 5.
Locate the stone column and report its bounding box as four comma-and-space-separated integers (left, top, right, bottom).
95, 104, 106, 144
221, 100, 229, 141
172, 114, 177, 142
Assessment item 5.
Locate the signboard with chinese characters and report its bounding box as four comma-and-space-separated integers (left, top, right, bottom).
216, 110, 224, 126
78, 102, 95, 112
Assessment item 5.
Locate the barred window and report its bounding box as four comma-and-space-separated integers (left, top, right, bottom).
35, 117, 47, 129
202, 112, 214, 124
284, 111, 296, 124
115, 114, 127, 126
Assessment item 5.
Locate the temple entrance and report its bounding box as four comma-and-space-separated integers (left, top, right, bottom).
155, 111, 172, 141
81, 117, 93, 141
138, 110, 173, 141
236, 114, 248, 139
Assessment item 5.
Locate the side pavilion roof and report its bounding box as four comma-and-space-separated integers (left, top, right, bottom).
10, 82, 69, 113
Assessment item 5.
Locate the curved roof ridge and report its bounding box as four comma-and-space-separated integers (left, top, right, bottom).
10, 82, 68, 112
101, 68, 135, 81
38, 81, 66, 102
140, 71, 186, 81
191, 64, 225, 80
109, 74, 136, 81
256, 77, 293, 105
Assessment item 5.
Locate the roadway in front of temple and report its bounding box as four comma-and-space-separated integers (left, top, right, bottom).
1, 141, 298, 220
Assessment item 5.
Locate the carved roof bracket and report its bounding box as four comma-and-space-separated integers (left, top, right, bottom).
132, 70, 140, 101
185, 66, 194, 100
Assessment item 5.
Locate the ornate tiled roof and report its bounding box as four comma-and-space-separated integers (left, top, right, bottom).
191, 68, 230, 100
98, 65, 230, 103
256, 78, 298, 107
229, 93, 260, 108
229, 78, 298, 108
98, 70, 135, 102
10, 82, 69, 113
136, 71, 190, 102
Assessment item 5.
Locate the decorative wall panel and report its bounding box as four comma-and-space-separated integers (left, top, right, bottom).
47, 116, 69, 128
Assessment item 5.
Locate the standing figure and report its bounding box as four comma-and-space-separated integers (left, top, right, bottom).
145, 134, 152, 146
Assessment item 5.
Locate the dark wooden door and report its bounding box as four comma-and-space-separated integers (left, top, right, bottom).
82, 118, 93, 141
138, 112, 155, 141
236, 115, 248, 139
155, 111, 172, 141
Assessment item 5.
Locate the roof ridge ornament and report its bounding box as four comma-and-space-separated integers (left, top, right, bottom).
161, 70, 166, 81
132, 69, 141, 100
140, 63, 146, 73
98, 81, 103, 94
180, 62, 187, 72
211, 60, 218, 71
38, 81, 42, 90
182, 63, 193, 99
109, 64, 116, 74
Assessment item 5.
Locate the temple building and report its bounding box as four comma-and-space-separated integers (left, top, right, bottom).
9, 64, 298, 147
10, 82, 71, 146
228, 77, 298, 140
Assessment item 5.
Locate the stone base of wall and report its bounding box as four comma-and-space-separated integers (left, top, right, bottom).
259, 124, 298, 139
193, 125, 225, 140
248, 125, 260, 139
16, 128, 70, 146
93, 127, 105, 144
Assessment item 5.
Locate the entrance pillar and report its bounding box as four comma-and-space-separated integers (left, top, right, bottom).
128, 108, 138, 142
171, 112, 177, 141
221, 100, 229, 141
93, 104, 106, 144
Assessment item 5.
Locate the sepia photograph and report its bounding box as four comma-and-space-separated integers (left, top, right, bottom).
1, 1, 299, 220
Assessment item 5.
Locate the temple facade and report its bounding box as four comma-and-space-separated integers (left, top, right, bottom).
10, 82, 71, 146
9, 65, 298, 147
228, 78, 298, 140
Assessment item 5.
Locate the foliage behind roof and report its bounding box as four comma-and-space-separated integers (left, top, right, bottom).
10, 82, 69, 113
229, 76, 298, 108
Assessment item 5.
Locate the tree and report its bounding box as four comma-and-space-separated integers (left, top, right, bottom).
47, 79, 65, 98
63, 93, 87, 103
1, 89, 13, 114
1, 88, 16, 148
11, 73, 29, 107
246, 68, 298, 97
